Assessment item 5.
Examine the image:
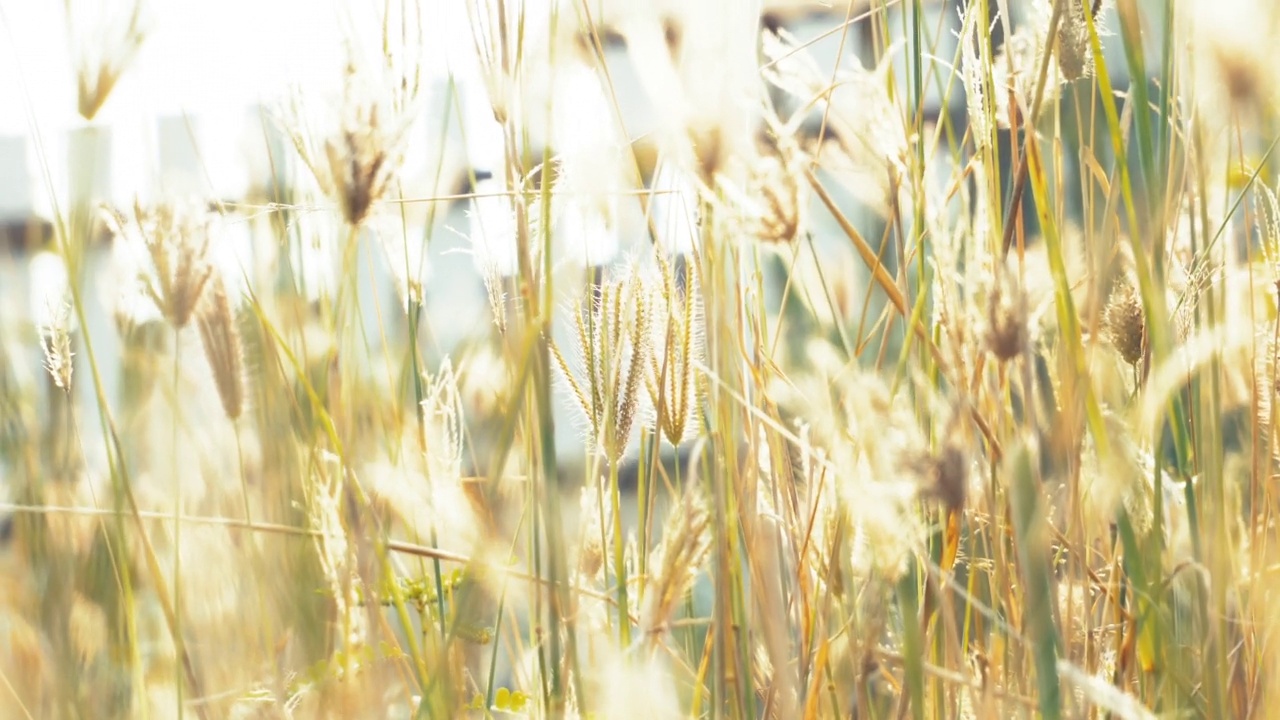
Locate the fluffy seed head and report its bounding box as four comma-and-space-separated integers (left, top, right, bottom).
1104, 281, 1147, 365
1056, 0, 1104, 83
985, 277, 1029, 362
916, 443, 969, 512
992, 2, 1066, 129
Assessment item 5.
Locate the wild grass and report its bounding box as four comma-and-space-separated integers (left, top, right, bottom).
3, 0, 1280, 717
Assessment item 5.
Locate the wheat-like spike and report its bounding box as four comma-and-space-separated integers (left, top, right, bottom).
646, 253, 702, 446
1257, 183, 1280, 267
677, 259, 700, 438
551, 339, 593, 436
614, 282, 650, 454
195, 273, 244, 421
422, 358, 465, 483
639, 484, 712, 646
40, 300, 75, 394
607, 281, 627, 413
584, 286, 605, 427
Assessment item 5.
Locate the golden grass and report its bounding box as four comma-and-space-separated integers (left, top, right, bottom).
6, 0, 1280, 717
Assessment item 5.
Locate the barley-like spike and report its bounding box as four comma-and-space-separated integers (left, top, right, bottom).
196, 273, 245, 421
39, 300, 75, 394
607, 283, 630, 424
551, 340, 594, 436
615, 286, 650, 454
677, 261, 699, 436
640, 484, 712, 645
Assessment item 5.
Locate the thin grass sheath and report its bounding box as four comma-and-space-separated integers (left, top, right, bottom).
5, 0, 1280, 717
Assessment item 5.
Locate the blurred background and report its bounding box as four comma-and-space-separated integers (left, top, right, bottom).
0, 0, 1139, 470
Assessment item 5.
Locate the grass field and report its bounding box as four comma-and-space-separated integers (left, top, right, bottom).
3, 0, 1280, 717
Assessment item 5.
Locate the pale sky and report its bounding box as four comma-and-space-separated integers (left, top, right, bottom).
0, 0, 499, 216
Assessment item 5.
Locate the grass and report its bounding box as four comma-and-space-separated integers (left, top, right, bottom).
3, 0, 1280, 717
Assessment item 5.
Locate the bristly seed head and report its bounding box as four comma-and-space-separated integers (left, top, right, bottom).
1104, 280, 1146, 366
40, 300, 75, 394
639, 484, 712, 645
644, 252, 703, 447
195, 272, 244, 421
552, 266, 652, 462
68, 0, 149, 121
283, 51, 419, 228
747, 122, 805, 245
101, 201, 215, 330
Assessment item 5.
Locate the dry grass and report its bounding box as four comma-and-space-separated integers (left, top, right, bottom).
6, 0, 1280, 718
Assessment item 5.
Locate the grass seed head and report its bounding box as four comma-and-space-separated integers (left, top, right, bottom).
644, 253, 703, 447
102, 201, 215, 330
916, 442, 969, 512
33, 258, 75, 393
985, 276, 1030, 362
747, 124, 805, 245
195, 272, 244, 421
422, 358, 465, 484
576, 478, 611, 581
553, 266, 653, 461
283, 54, 418, 228
68, 0, 148, 120
1255, 333, 1280, 469
1056, 0, 1104, 82
1104, 280, 1147, 366
993, 3, 1065, 129
640, 484, 712, 644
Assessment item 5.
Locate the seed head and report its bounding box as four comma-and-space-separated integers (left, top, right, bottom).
985, 277, 1029, 362
915, 443, 969, 512
1104, 281, 1147, 366
421, 358, 465, 484
101, 201, 214, 330
195, 272, 244, 421
747, 124, 804, 245
552, 267, 652, 461
68, 0, 148, 120
576, 478, 612, 581
1056, 0, 1105, 83
39, 300, 75, 394
992, 2, 1066, 129
639, 484, 712, 645
644, 253, 703, 447
283, 54, 418, 227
